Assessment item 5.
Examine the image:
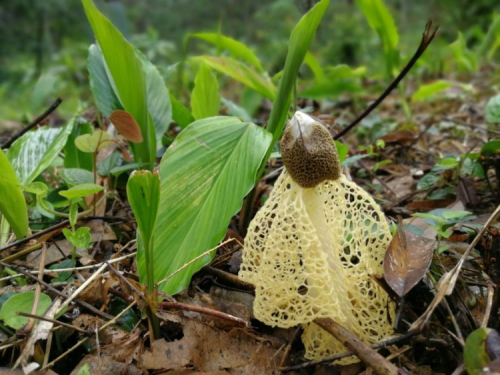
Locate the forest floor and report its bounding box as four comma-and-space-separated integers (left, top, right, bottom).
1, 70, 500, 375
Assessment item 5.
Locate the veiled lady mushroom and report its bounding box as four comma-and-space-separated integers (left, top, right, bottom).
239, 111, 395, 363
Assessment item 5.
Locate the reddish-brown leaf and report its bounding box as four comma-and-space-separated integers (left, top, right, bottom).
406, 199, 455, 211
383, 218, 435, 297
380, 130, 415, 144
109, 110, 143, 143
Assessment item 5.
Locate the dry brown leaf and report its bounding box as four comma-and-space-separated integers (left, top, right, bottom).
379, 130, 415, 144
383, 218, 435, 297
406, 199, 455, 211
142, 318, 283, 374
110, 110, 143, 143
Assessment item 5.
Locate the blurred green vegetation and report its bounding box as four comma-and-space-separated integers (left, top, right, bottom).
0, 0, 499, 125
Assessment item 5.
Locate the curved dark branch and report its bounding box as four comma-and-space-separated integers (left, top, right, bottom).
334, 21, 439, 140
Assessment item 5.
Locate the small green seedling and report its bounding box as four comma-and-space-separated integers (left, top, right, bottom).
412, 209, 474, 253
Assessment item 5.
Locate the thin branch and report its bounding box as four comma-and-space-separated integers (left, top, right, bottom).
1, 97, 62, 149
334, 21, 439, 140
0, 261, 115, 322
159, 300, 249, 327
16, 312, 90, 334
0, 220, 69, 254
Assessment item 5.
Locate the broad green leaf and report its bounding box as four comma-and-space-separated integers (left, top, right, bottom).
127, 170, 160, 293
74, 130, 111, 153
59, 183, 104, 200
64, 121, 94, 171
0, 149, 28, 239
486, 94, 500, 123
464, 328, 493, 375
191, 63, 221, 120
434, 157, 459, 170
356, 0, 399, 76
356, 0, 398, 52
198, 56, 276, 100
142, 116, 272, 295
87, 44, 122, 118
0, 291, 51, 329
63, 227, 91, 249
59, 168, 94, 186
191, 32, 264, 71
266, 0, 330, 145
412, 80, 454, 101
7, 118, 74, 185
136, 49, 173, 142
82, 0, 155, 169
481, 140, 500, 156
170, 94, 194, 129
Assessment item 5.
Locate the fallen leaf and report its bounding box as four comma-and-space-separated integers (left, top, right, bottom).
109, 110, 143, 143
406, 199, 455, 211
141, 318, 283, 374
380, 130, 415, 144
384, 218, 435, 297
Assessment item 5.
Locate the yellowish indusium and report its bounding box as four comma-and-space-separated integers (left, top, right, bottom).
239, 111, 395, 363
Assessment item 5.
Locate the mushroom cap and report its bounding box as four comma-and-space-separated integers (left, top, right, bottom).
280, 111, 340, 188
239, 170, 394, 360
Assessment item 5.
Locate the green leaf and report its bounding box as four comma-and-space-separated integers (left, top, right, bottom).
334, 141, 348, 164
127, 170, 160, 293
6, 119, 74, 185
417, 172, 440, 190
143, 116, 272, 295
63, 227, 91, 249
464, 328, 493, 375
486, 94, 500, 123
59, 183, 104, 200
0, 291, 51, 329
82, 0, 155, 169
479, 13, 500, 61
0, 149, 29, 239
64, 121, 94, 171
191, 32, 264, 72
50, 259, 76, 283
24, 182, 48, 197
170, 94, 194, 129
74, 130, 111, 153
481, 140, 500, 156
59, 168, 94, 186
304, 52, 325, 82
191, 63, 221, 120
356, 0, 399, 75
197, 56, 276, 100
266, 0, 330, 145
87, 44, 122, 118
69, 203, 78, 228
441, 210, 472, 220
412, 80, 454, 101
434, 157, 459, 171
75, 363, 91, 375
356, 0, 398, 51
135, 48, 173, 142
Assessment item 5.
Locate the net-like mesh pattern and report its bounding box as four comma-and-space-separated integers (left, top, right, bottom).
239, 170, 395, 361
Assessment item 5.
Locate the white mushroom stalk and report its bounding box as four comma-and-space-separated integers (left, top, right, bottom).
239, 111, 395, 363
